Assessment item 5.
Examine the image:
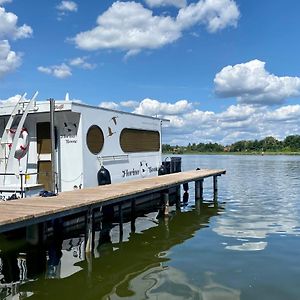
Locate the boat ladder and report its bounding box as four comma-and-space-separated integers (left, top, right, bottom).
0, 92, 38, 177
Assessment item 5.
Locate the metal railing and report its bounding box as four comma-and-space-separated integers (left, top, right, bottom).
0, 172, 51, 199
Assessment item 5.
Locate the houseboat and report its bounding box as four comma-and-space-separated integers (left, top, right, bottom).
0, 92, 165, 199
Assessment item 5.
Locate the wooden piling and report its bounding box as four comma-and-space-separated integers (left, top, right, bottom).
195, 179, 204, 201
176, 186, 181, 210
26, 222, 46, 246
213, 175, 218, 203
119, 203, 123, 242
131, 199, 136, 233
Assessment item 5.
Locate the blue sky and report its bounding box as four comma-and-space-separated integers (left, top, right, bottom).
1, 0, 300, 145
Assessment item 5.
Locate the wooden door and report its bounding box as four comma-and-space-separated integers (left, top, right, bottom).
37, 122, 52, 190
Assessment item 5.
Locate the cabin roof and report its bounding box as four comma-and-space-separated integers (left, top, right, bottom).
0, 100, 169, 123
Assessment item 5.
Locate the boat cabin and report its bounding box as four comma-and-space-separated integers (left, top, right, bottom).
0, 93, 164, 198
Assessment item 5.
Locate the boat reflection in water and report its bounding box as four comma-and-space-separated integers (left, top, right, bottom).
0, 197, 240, 300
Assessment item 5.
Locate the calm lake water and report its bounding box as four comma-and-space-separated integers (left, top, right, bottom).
1, 155, 300, 299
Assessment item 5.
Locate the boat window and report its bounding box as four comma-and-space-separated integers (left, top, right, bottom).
120, 128, 160, 152
86, 125, 104, 154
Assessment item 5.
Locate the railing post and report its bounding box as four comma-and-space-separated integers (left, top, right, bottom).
49, 98, 56, 194
20, 173, 24, 198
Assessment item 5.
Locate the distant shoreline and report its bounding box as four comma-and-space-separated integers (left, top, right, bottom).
163, 151, 300, 156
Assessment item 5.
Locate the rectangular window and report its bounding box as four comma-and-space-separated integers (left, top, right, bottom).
120, 128, 160, 152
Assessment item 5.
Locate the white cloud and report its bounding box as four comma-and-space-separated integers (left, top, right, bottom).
99, 101, 120, 110
37, 63, 72, 79
0, 40, 21, 78
177, 0, 240, 32
134, 98, 193, 115
56, 1, 78, 12
69, 57, 96, 70
38, 57, 96, 78
0, 7, 32, 40
218, 104, 256, 122
265, 105, 300, 122
120, 100, 139, 109
0, 94, 26, 105
0, 0, 12, 5
126, 97, 300, 145
73, 1, 181, 53
73, 0, 239, 55
214, 59, 300, 105
145, 0, 186, 8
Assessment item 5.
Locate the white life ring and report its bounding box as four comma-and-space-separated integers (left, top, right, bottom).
8, 128, 29, 160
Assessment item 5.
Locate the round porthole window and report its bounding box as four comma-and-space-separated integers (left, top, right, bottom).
86, 125, 104, 154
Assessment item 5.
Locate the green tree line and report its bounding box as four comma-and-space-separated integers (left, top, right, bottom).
162, 135, 300, 153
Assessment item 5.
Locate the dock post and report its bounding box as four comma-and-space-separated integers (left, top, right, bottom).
119, 203, 123, 242
26, 222, 46, 246
85, 208, 95, 253
195, 179, 204, 201
176, 185, 181, 210
195, 180, 200, 199
200, 179, 204, 201
131, 199, 136, 233
183, 182, 189, 192
213, 176, 218, 203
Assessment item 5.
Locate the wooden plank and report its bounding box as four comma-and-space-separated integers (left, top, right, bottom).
0, 169, 225, 232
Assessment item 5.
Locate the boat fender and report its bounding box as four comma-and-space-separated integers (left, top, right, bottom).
97, 166, 111, 185
158, 165, 166, 176
8, 128, 29, 160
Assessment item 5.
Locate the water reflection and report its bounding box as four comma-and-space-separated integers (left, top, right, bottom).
0, 200, 236, 299
181, 155, 300, 252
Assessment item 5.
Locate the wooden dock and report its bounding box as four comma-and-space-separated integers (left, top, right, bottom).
0, 169, 225, 238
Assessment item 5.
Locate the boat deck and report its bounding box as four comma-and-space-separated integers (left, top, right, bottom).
0, 169, 225, 233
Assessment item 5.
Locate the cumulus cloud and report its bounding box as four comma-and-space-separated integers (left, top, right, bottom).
73, 0, 239, 55
73, 1, 181, 53
0, 40, 22, 78
56, 1, 78, 12
38, 57, 95, 78
265, 105, 300, 122
0, 94, 26, 105
134, 98, 193, 115
0, 7, 32, 40
177, 0, 239, 32
99, 101, 119, 110
145, 0, 186, 8
37, 63, 72, 79
69, 57, 96, 70
214, 59, 300, 105
124, 97, 300, 145
120, 100, 139, 109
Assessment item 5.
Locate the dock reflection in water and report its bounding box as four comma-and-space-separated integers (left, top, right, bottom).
0, 195, 239, 300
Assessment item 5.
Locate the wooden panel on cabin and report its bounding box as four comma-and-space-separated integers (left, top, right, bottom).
120, 129, 160, 152
37, 122, 51, 154
37, 161, 52, 191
